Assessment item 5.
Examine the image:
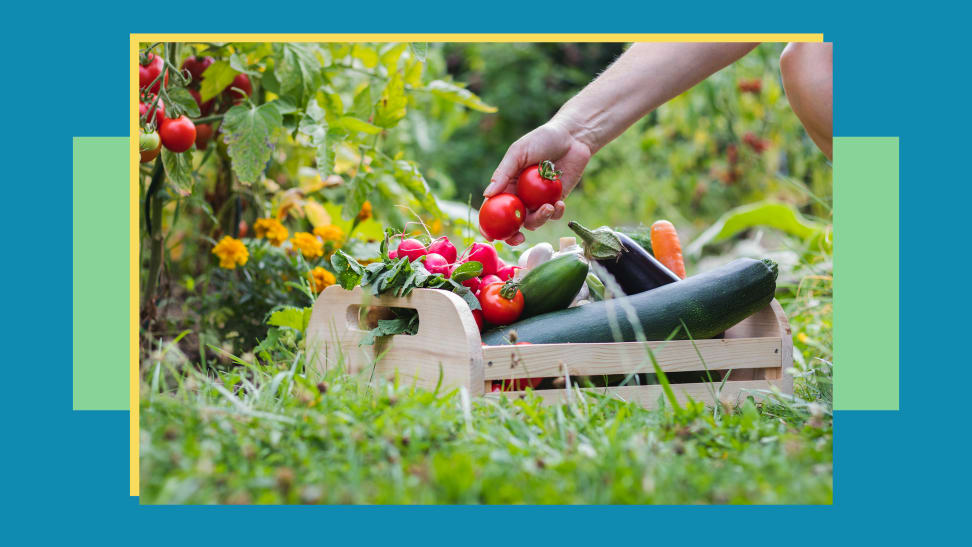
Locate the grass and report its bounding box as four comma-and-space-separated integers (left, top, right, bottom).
140, 252, 833, 505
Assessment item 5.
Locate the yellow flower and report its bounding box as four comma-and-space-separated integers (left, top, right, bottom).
253, 218, 289, 246
308, 267, 336, 294
290, 232, 324, 259
313, 224, 345, 243
212, 236, 249, 269
797, 332, 809, 344
356, 200, 372, 222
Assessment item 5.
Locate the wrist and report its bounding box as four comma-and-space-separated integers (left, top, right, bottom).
549, 108, 602, 154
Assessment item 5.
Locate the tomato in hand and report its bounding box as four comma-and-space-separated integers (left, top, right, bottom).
139, 131, 161, 163
194, 123, 214, 150
159, 115, 197, 153
181, 55, 214, 83
478, 281, 524, 325
479, 193, 525, 241
516, 160, 563, 211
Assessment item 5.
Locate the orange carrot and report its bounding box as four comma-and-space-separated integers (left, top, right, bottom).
650, 220, 687, 279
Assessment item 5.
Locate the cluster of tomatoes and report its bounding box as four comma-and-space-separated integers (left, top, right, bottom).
478, 160, 563, 241
138, 51, 253, 163
389, 235, 525, 331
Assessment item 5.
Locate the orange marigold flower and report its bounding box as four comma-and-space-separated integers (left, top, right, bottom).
253, 218, 289, 246
212, 236, 249, 269
290, 232, 324, 259
313, 224, 345, 243
356, 200, 372, 222
308, 267, 337, 294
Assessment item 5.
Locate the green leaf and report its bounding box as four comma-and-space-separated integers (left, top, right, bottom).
359, 313, 420, 346
221, 103, 283, 184
331, 250, 364, 289
374, 70, 408, 128
409, 43, 428, 62
685, 200, 827, 257
267, 306, 313, 334
165, 87, 200, 118
380, 43, 408, 71
451, 283, 481, 311
228, 53, 260, 76
351, 44, 379, 68
161, 148, 194, 195
317, 87, 344, 117
335, 116, 381, 135
199, 61, 238, 102
404, 59, 424, 87
449, 261, 482, 282
350, 85, 373, 120
393, 160, 440, 216
298, 99, 333, 177
425, 80, 497, 113
273, 43, 322, 104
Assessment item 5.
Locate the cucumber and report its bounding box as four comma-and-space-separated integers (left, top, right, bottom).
483, 258, 778, 345
518, 253, 590, 319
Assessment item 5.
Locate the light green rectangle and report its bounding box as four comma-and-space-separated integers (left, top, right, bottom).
73, 137, 130, 410
833, 137, 899, 410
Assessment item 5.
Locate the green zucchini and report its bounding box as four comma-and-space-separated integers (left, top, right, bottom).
483, 258, 777, 345
518, 253, 590, 319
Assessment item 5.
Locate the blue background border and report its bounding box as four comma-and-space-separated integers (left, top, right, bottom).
29, 2, 957, 542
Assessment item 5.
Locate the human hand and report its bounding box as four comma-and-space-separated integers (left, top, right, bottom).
481, 119, 592, 246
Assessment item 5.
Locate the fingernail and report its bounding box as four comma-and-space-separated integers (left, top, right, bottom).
483, 180, 499, 196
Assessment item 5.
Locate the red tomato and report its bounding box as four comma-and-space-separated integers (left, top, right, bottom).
478, 282, 524, 325
159, 115, 197, 153
224, 73, 252, 102
181, 55, 214, 83
139, 53, 166, 93
397, 238, 427, 261
479, 193, 525, 241
428, 237, 458, 263
188, 89, 214, 116
139, 131, 161, 163
195, 123, 214, 150
472, 309, 484, 331
516, 161, 563, 211
464, 242, 499, 275
139, 97, 166, 128
423, 253, 451, 275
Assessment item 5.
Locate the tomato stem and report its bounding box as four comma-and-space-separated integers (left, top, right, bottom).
538, 159, 562, 181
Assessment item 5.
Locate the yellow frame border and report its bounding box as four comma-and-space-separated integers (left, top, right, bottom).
130, 32, 824, 497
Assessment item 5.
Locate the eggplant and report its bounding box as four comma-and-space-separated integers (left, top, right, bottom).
568, 221, 680, 296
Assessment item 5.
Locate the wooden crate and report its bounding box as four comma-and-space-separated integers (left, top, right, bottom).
306, 285, 792, 408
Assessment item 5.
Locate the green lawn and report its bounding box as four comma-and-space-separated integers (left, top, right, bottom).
139, 277, 833, 504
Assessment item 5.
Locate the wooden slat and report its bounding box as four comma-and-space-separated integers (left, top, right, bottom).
482, 379, 783, 409
481, 337, 782, 380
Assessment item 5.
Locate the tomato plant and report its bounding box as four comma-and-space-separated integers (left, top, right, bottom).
479, 193, 525, 241
139, 131, 161, 163
159, 115, 196, 152
478, 281, 524, 325
181, 55, 214, 83
194, 123, 214, 151
516, 160, 562, 210
139, 53, 165, 93
139, 97, 166, 128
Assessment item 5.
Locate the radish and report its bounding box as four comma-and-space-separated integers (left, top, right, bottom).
388, 248, 399, 260
428, 237, 458, 264
464, 242, 499, 275
472, 309, 484, 331
423, 253, 450, 276
481, 274, 502, 287
497, 264, 521, 281
397, 238, 427, 262
449, 264, 482, 293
